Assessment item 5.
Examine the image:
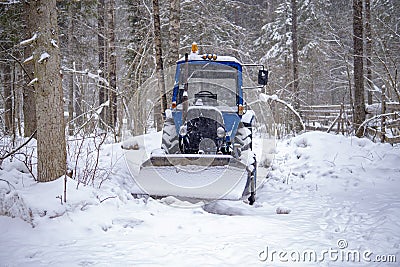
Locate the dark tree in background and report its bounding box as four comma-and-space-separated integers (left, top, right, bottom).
152, 0, 167, 131
67, 1, 75, 136
291, 0, 299, 109
107, 0, 118, 129
167, 0, 180, 68
3, 63, 12, 135
365, 0, 373, 105
98, 0, 107, 128
0, 3, 21, 136
353, 0, 366, 134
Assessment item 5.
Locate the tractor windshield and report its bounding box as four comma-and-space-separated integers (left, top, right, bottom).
176, 62, 239, 108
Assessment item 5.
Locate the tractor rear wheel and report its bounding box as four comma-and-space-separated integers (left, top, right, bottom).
161, 118, 180, 154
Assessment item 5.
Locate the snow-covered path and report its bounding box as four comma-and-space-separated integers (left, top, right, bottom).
0, 132, 399, 266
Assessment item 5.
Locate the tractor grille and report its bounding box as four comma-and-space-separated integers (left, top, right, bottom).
184, 107, 224, 154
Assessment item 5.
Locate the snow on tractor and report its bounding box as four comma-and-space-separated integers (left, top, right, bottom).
131, 43, 268, 205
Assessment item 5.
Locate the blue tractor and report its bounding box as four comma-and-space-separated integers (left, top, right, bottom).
135, 44, 268, 205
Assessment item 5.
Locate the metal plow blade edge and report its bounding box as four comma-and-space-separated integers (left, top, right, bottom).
130, 154, 250, 200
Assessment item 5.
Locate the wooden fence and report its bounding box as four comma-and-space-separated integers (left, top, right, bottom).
363, 102, 400, 144
300, 103, 400, 144
300, 104, 353, 134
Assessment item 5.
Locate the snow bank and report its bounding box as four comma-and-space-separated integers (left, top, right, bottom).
0, 137, 137, 227
121, 131, 161, 151
0, 164, 103, 227
0, 188, 33, 225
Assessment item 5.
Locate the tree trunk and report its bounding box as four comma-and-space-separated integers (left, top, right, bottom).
107, 0, 117, 129
4, 63, 13, 135
365, 0, 373, 105
68, 3, 75, 136
22, 1, 37, 137
13, 65, 23, 137
291, 0, 299, 109
74, 61, 83, 126
31, 0, 67, 182
152, 0, 167, 131
168, 0, 180, 67
353, 0, 366, 134
11, 63, 17, 138
98, 0, 107, 128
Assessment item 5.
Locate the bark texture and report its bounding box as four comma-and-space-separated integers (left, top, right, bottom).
67, 3, 75, 136
168, 0, 180, 67
22, 1, 37, 137
107, 0, 117, 128
4, 64, 13, 134
152, 0, 167, 131
98, 0, 107, 127
365, 0, 373, 105
31, 0, 67, 182
353, 0, 366, 132
291, 0, 299, 109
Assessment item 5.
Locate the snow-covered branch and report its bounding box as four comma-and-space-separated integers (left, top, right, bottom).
28, 78, 38, 86
38, 52, 50, 63
51, 39, 59, 48
0, 0, 21, 4
258, 93, 306, 131
19, 33, 37, 46
23, 55, 33, 64
356, 111, 400, 136
62, 66, 110, 86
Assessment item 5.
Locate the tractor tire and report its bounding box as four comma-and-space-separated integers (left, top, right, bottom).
235, 122, 257, 205
161, 118, 180, 154
244, 154, 257, 205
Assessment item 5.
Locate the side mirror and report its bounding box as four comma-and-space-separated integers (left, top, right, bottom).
258, 69, 269, 86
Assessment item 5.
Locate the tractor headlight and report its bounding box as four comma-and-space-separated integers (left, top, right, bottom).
217, 127, 226, 138
179, 125, 187, 136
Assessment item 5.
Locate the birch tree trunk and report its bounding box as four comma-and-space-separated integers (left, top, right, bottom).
31, 0, 67, 182
353, 0, 366, 134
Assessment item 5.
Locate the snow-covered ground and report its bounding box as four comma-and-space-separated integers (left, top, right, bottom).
1, 131, 399, 266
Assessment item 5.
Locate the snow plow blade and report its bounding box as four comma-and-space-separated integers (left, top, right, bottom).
133, 154, 250, 200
